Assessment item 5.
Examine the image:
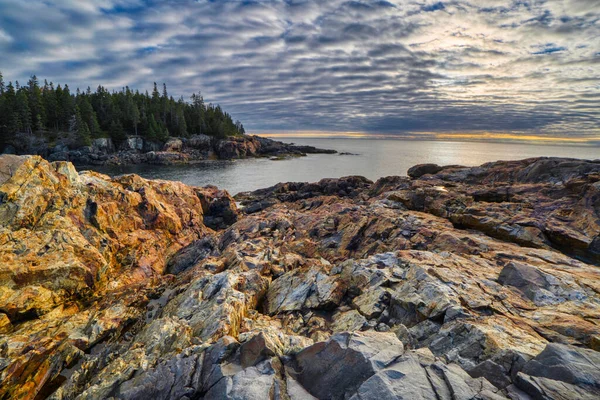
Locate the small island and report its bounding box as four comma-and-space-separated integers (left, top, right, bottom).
0, 74, 336, 165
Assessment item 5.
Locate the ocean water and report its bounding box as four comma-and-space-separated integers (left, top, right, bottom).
88, 138, 600, 195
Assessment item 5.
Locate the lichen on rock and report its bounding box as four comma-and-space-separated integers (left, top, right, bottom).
1, 155, 600, 399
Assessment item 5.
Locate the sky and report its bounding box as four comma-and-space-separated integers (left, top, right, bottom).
0, 0, 599, 143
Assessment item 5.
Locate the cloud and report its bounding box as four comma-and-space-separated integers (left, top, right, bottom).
0, 0, 598, 139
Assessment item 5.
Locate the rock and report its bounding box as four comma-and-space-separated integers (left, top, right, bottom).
407, 163, 444, 178
332, 310, 367, 332
351, 349, 507, 400
186, 134, 212, 150
163, 270, 269, 341
0, 312, 11, 333
145, 150, 189, 164
215, 136, 261, 159
196, 185, 239, 230
294, 331, 404, 399
121, 136, 145, 151
166, 236, 218, 275
239, 332, 280, 368
1, 156, 600, 399
498, 262, 559, 306
91, 138, 115, 153
116, 348, 204, 400
349, 351, 438, 399
162, 138, 183, 152
469, 360, 513, 389
204, 357, 287, 400
352, 287, 391, 319
264, 262, 345, 315
515, 343, 600, 399
408, 320, 442, 347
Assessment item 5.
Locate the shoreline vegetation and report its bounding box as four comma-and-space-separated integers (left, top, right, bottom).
0, 73, 336, 164
1, 155, 599, 399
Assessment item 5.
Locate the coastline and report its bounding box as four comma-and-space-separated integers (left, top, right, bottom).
3, 134, 337, 166
1, 155, 599, 399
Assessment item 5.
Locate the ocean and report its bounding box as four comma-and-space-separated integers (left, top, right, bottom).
88, 138, 600, 194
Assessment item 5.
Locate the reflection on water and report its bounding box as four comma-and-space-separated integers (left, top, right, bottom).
86, 138, 600, 195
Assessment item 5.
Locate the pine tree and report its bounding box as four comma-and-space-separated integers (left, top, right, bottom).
161, 83, 168, 124
0, 75, 7, 145
147, 113, 159, 139
0, 74, 245, 151
43, 81, 58, 130
89, 113, 101, 137
109, 120, 126, 141
28, 75, 45, 131
3, 82, 19, 138
175, 104, 187, 137
59, 84, 73, 130
55, 84, 64, 129
15, 88, 32, 134
72, 105, 92, 146
152, 83, 160, 112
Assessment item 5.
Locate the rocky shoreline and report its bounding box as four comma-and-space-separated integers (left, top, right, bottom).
1, 155, 599, 399
6, 134, 337, 166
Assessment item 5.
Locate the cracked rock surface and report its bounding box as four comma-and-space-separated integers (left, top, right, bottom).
1, 155, 599, 399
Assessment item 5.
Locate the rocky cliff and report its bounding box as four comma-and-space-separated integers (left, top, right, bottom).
1, 155, 599, 399
6, 134, 336, 166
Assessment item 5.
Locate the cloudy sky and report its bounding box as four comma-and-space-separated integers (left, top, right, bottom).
0, 0, 599, 142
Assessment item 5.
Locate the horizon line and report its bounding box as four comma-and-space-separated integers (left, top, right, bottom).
255, 131, 600, 146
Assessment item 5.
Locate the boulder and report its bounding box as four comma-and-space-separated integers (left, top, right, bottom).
163, 138, 183, 152
204, 358, 287, 400
239, 332, 280, 368
120, 136, 145, 151
407, 163, 444, 179
294, 331, 404, 399
186, 134, 212, 150
91, 138, 115, 153
515, 343, 600, 399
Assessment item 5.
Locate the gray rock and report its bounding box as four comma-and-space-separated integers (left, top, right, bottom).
515, 343, 600, 399
198, 336, 242, 392
498, 262, 557, 306
349, 352, 438, 399
408, 319, 442, 346
264, 265, 344, 314
428, 361, 507, 400
294, 331, 404, 399
186, 134, 212, 150
407, 163, 444, 179
392, 323, 414, 348
332, 310, 367, 332
239, 332, 279, 368
428, 321, 489, 370
204, 358, 286, 400
121, 136, 145, 151
470, 360, 512, 389
352, 286, 391, 319
117, 349, 204, 400
91, 138, 115, 153
166, 236, 217, 275
349, 350, 507, 400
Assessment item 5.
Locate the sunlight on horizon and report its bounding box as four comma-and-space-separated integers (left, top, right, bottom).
258, 131, 600, 146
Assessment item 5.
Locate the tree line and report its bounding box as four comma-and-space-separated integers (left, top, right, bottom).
0, 72, 245, 149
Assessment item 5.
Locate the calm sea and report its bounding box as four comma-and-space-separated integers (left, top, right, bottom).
87, 138, 600, 194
